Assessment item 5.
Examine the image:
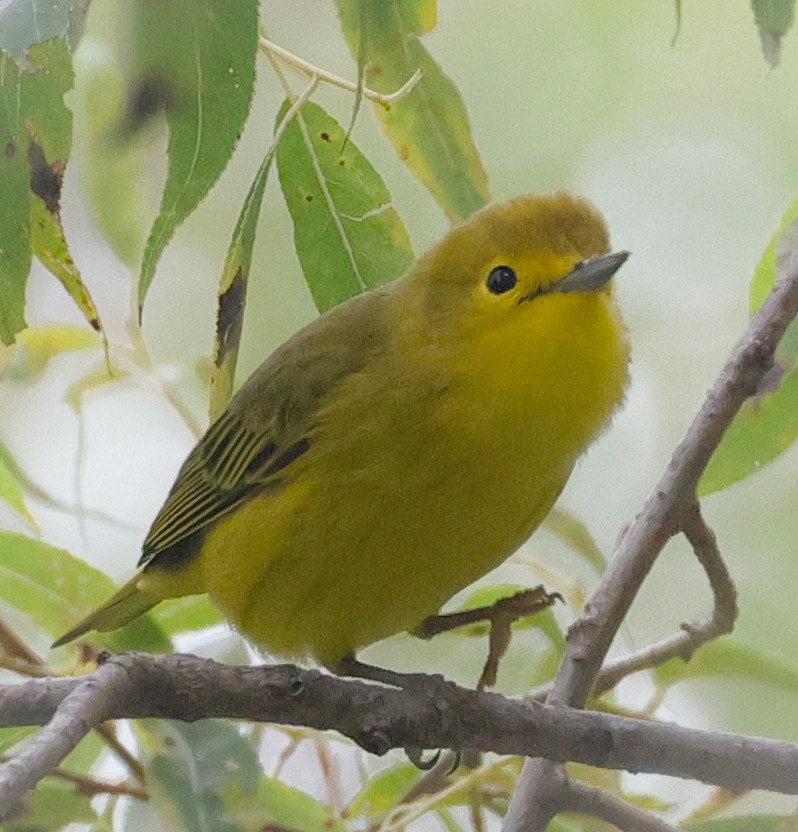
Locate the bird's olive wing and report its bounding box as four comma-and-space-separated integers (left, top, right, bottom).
138, 411, 308, 564
138, 288, 390, 569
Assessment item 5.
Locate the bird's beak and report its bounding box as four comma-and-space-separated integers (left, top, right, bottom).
555, 250, 630, 294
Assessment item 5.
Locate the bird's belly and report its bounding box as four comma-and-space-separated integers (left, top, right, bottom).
198, 438, 567, 666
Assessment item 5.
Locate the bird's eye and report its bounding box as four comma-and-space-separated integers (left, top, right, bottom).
486, 265, 517, 295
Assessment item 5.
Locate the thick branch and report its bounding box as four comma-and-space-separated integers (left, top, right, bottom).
503, 248, 798, 830
1, 652, 798, 819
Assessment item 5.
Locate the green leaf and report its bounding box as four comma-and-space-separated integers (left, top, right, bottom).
29, 196, 103, 336
686, 816, 796, 832
210, 147, 274, 420
0, 447, 37, 528
13, 41, 73, 161
0, 531, 114, 639
276, 99, 414, 312
652, 636, 798, 694
132, 0, 259, 313
0, 49, 34, 343
751, 0, 796, 68
151, 594, 221, 636
242, 776, 349, 832
59, 730, 105, 778
698, 362, 798, 495
143, 721, 348, 832
142, 720, 258, 832
0, 0, 76, 55
347, 763, 419, 818
0, 726, 36, 755
699, 204, 798, 495
749, 198, 798, 364
543, 507, 607, 573
336, 0, 490, 222
25, 86, 103, 342
2, 778, 96, 831
0, 531, 169, 651
547, 819, 585, 832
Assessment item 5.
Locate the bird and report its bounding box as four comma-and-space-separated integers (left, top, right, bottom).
53, 193, 630, 680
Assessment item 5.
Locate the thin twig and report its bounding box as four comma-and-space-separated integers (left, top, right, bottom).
0, 618, 42, 666
562, 778, 681, 832
376, 758, 516, 832
389, 750, 457, 809
502, 234, 798, 831
680, 500, 738, 638
259, 37, 422, 109
526, 501, 738, 701
0, 756, 148, 801
315, 739, 343, 815
0, 656, 50, 678
94, 723, 146, 784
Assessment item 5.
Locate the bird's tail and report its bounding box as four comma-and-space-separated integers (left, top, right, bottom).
51, 575, 158, 648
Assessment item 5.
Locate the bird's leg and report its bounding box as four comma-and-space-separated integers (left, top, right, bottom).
413, 586, 562, 689
333, 654, 449, 691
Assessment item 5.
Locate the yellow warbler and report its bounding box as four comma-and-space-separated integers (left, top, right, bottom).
53, 194, 630, 672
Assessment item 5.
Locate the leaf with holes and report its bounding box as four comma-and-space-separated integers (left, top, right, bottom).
0, 38, 103, 344
276, 99, 413, 312
336, 0, 490, 222
210, 147, 274, 420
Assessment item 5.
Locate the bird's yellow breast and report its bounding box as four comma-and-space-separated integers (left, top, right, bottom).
194, 287, 628, 666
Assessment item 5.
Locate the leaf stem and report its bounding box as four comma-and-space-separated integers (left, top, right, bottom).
259, 37, 421, 110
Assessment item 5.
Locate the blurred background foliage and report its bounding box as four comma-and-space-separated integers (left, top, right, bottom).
1, 1, 798, 830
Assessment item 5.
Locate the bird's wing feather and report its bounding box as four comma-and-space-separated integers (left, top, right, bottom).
139, 288, 390, 569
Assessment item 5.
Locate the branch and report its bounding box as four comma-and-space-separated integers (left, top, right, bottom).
2, 653, 798, 818
503, 245, 798, 829
0, 660, 130, 812
526, 501, 738, 701
561, 779, 680, 832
